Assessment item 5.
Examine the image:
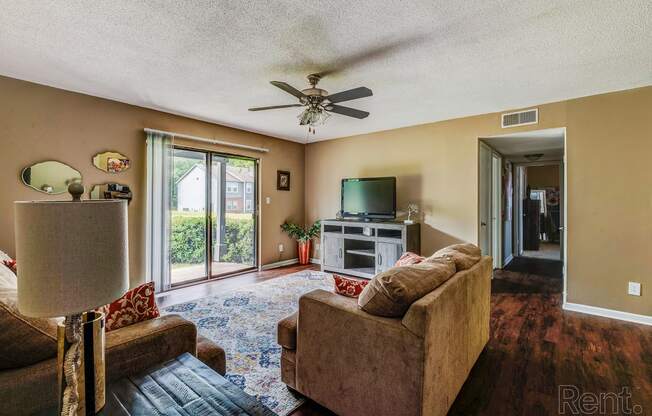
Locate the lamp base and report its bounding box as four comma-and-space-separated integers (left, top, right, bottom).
57, 311, 106, 416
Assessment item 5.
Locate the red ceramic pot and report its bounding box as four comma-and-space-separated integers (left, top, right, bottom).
298, 240, 311, 265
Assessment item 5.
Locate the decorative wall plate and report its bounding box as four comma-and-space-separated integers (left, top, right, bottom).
92, 151, 130, 173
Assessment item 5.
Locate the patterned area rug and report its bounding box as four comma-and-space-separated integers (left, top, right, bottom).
164, 270, 334, 416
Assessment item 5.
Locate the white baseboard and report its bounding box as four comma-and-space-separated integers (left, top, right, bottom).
310, 258, 321, 265
260, 258, 298, 270
563, 302, 652, 326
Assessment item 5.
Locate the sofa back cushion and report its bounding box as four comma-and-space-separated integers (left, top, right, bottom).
427, 243, 481, 271
358, 257, 456, 317
0, 285, 59, 369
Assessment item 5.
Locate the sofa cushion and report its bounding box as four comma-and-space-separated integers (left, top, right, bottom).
428, 243, 481, 271
333, 274, 369, 298
277, 311, 298, 350
0, 288, 58, 369
358, 257, 456, 317
0, 262, 17, 289
0, 249, 11, 263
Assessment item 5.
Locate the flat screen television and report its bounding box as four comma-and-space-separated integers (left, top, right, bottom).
341, 177, 396, 220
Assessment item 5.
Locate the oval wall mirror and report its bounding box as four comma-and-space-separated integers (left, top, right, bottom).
92, 151, 130, 173
21, 161, 82, 195
89, 183, 133, 204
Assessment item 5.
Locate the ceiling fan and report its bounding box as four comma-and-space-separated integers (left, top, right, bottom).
248, 74, 372, 133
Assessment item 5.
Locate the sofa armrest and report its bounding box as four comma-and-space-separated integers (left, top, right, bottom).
105, 314, 197, 381
401, 256, 492, 416
296, 289, 424, 416
197, 335, 226, 376
277, 311, 298, 349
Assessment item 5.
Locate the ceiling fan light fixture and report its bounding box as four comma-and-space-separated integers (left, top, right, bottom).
250, 73, 372, 132
298, 106, 330, 127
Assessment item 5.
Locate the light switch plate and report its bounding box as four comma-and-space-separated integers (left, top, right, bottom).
628, 281, 641, 296
265, 197, 271, 204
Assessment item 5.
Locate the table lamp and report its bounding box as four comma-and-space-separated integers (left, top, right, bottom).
14, 184, 129, 416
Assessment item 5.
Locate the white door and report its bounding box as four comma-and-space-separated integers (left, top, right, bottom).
559, 161, 565, 264
478, 143, 492, 256
514, 165, 527, 256
491, 153, 502, 268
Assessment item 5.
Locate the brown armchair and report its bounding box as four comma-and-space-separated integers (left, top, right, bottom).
0, 314, 225, 415
278, 256, 492, 416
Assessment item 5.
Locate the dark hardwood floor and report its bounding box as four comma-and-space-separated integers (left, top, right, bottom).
159, 259, 652, 416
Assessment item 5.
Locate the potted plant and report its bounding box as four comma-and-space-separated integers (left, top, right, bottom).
281, 220, 320, 265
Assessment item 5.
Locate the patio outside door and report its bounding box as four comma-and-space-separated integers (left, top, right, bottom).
170, 147, 257, 286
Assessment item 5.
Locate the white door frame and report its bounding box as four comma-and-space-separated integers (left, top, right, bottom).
478, 141, 503, 269
513, 159, 562, 258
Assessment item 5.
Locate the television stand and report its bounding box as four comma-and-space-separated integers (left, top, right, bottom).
320, 219, 420, 279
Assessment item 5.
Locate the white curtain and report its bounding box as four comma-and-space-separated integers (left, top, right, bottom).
145, 131, 174, 291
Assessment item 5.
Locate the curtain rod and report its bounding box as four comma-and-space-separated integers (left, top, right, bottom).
144, 128, 270, 153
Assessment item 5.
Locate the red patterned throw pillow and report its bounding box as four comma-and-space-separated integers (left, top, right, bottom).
97, 282, 160, 332
394, 252, 425, 267
3, 259, 17, 274
333, 274, 369, 298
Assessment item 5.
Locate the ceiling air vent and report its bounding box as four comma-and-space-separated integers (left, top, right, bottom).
501, 108, 538, 128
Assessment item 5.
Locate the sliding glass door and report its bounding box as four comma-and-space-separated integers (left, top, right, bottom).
170, 147, 257, 286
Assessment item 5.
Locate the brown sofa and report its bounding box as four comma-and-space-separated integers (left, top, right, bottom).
0, 314, 226, 415
278, 255, 492, 416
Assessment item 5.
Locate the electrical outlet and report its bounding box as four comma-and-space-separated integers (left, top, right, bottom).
265, 197, 271, 205
278, 243, 284, 253
628, 281, 641, 296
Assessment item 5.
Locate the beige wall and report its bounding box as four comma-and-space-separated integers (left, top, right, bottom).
527, 165, 560, 189
0, 76, 304, 287
306, 86, 652, 316
3, 73, 650, 316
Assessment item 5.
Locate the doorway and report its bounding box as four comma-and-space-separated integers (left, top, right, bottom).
169, 147, 258, 286
515, 162, 562, 260
478, 127, 567, 289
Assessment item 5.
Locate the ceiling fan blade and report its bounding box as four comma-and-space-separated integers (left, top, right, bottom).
270, 81, 306, 99
325, 87, 373, 104
326, 104, 369, 119
248, 104, 303, 111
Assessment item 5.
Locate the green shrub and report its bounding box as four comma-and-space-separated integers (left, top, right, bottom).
170, 213, 206, 264
170, 212, 254, 265
221, 217, 254, 264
